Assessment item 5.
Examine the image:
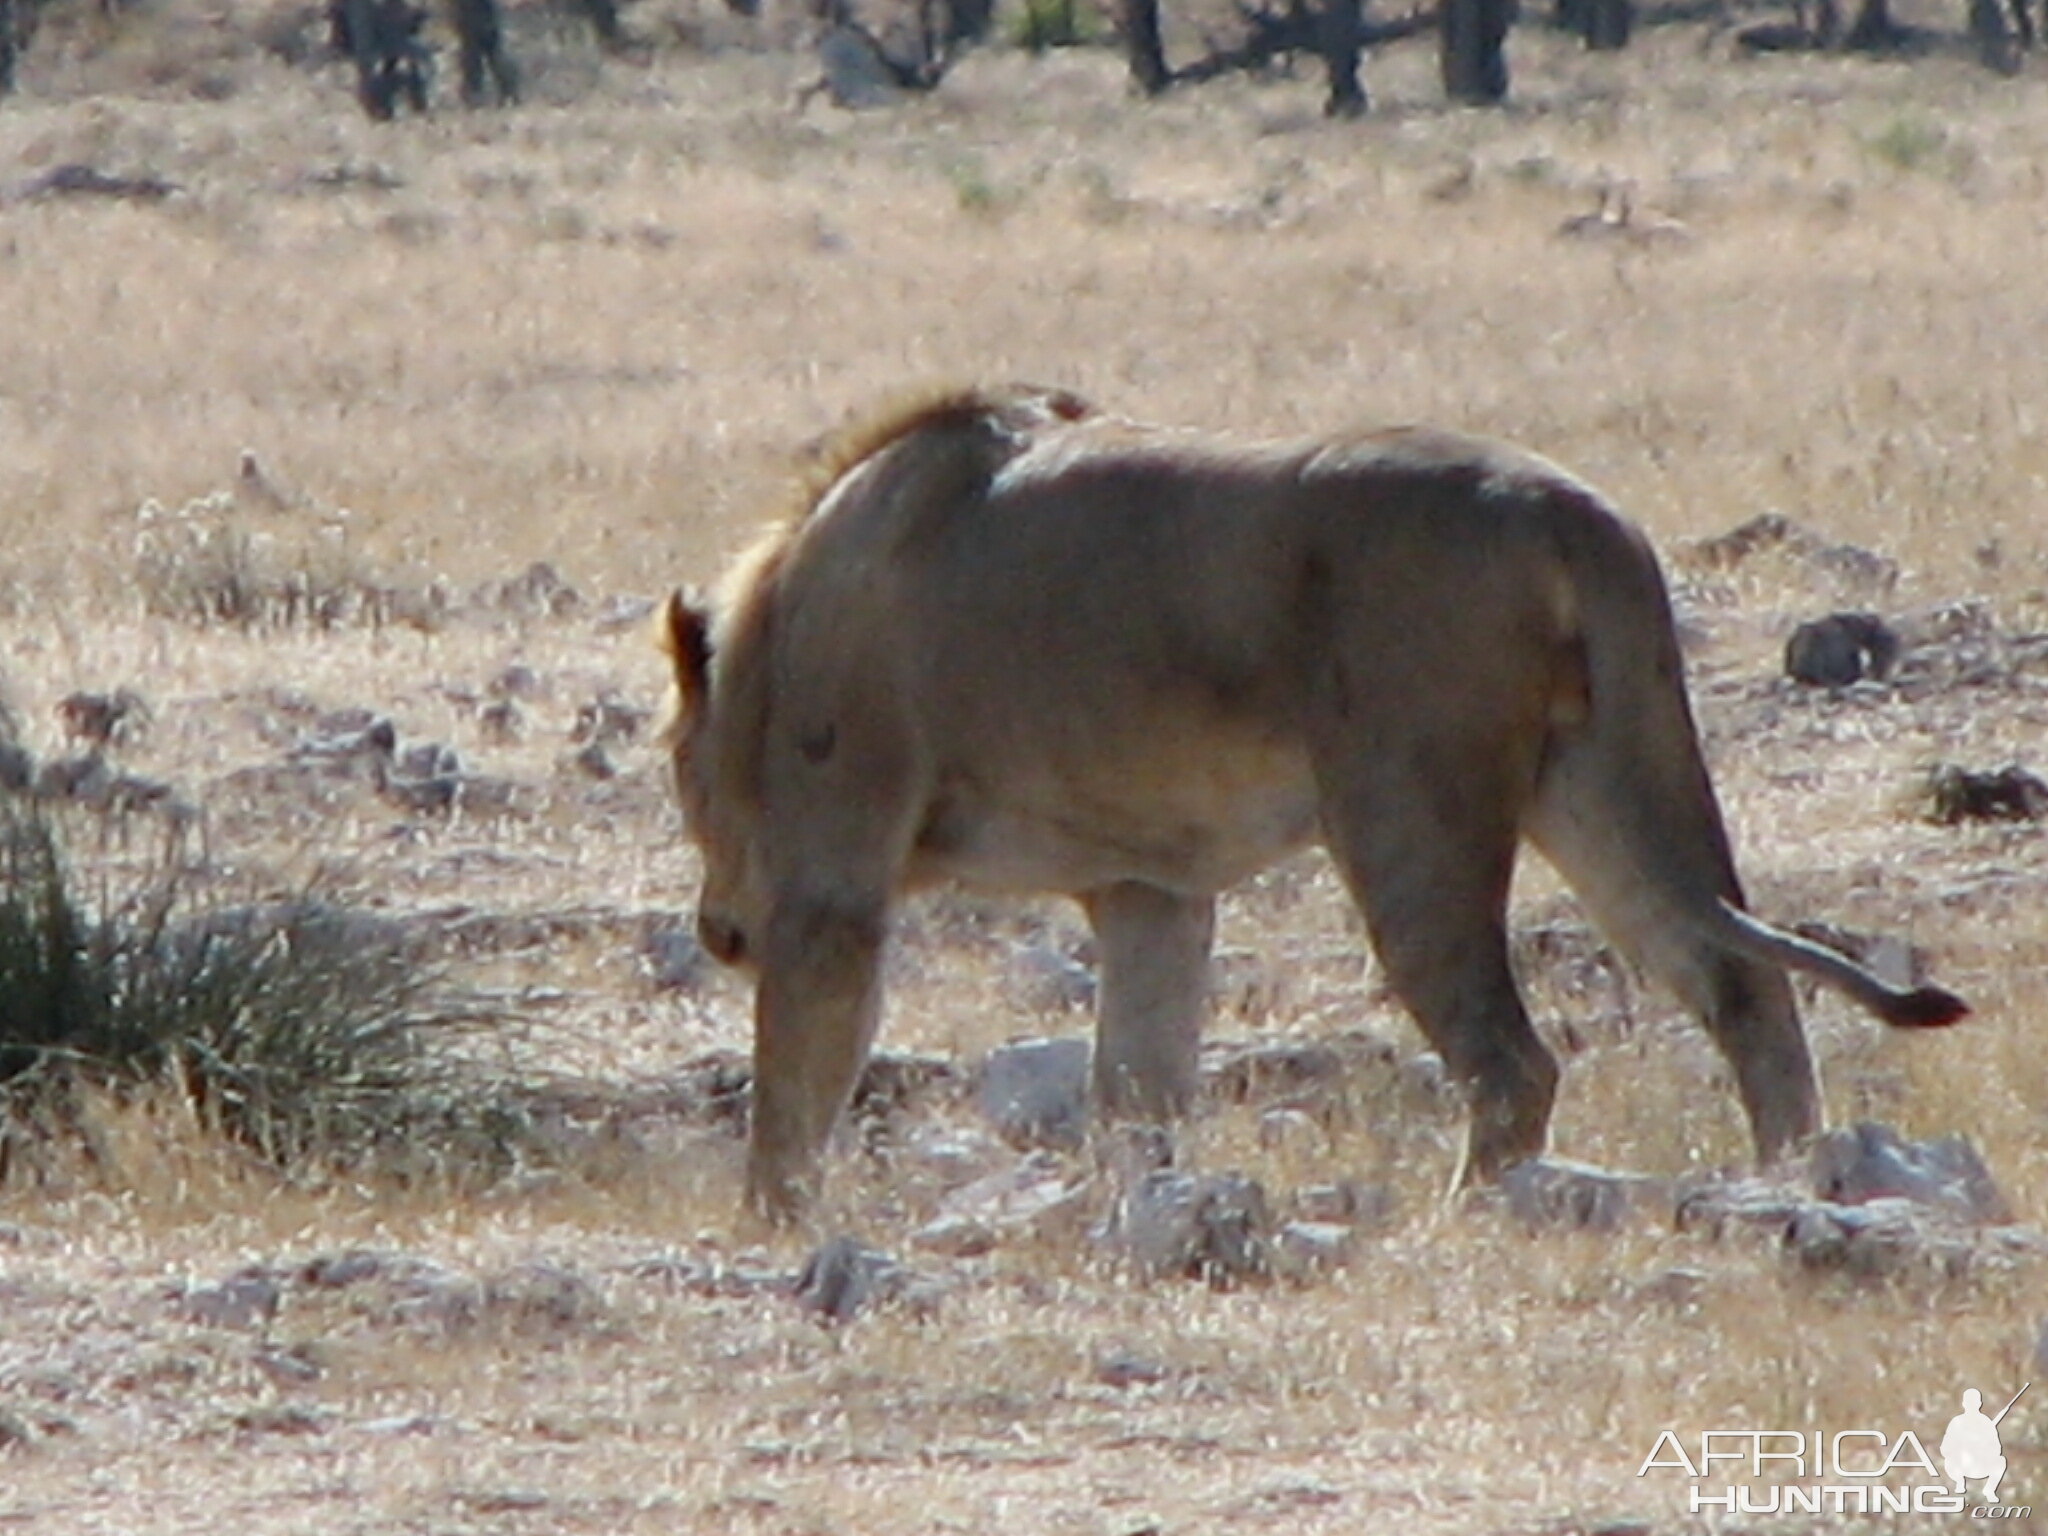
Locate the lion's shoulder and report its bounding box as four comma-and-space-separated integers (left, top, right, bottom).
798, 383, 1096, 522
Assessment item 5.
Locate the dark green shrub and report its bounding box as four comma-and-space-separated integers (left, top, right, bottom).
0, 797, 515, 1178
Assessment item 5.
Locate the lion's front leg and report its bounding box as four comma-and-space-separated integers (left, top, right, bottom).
1085, 882, 1216, 1121
748, 894, 888, 1221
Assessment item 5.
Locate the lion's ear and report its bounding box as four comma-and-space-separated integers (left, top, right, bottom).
659, 589, 714, 714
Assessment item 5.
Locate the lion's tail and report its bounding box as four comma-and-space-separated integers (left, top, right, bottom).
1703, 901, 1969, 1028
1530, 481, 1968, 1034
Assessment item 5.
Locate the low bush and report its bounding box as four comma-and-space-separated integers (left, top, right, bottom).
0, 795, 518, 1180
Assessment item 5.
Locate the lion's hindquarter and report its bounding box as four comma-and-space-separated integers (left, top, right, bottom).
1512, 468, 1825, 1161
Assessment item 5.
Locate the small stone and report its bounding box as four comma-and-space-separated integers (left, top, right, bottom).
976, 1036, 1091, 1151
233, 1403, 329, 1437
1116, 1169, 1272, 1285
1784, 1200, 1957, 1279
174, 1269, 283, 1329
489, 664, 543, 700
1257, 1107, 1323, 1154
808, 23, 908, 110
1273, 1220, 1354, 1277
1006, 941, 1096, 1013
1500, 1158, 1670, 1232
1398, 1051, 1451, 1100
480, 561, 581, 620
592, 594, 657, 633
1926, 763, 2048, 825
910, 1214, 999, 1258
299, 712, 398, 765
0, 741, 33, 792
298, 1248, 453, 1292
478, 1264, 603, 1332
572, 741, 617, 780
938, 1150, 1087, 1242
1094, 1123, 1176, 1182
791, 1236, 901, 1324
1297, 1182, 1354, 1222
33, 753, 111, 805
896, 1124, 1005, 1188
478, 698, 526, 744
1205, 1037, 1356, 1103
641, 922, 703, 991
570, 694, 649, 747
1093, 1349, 1169, 1388
383, 772, 459, 814
57, 688, 150, 748
399, 741, 460, 780
1808, 1122, 2012, 1223
254, 1345, 326, 1386
1785, 612, 1900, 687
1632, 1266, 1709, 1307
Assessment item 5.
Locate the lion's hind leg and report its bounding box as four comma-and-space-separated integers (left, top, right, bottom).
1525, 740, 1822, 1168
1313, 744, 1560, 1186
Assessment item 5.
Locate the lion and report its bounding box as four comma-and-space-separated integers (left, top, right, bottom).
659, 385, 1968, 1220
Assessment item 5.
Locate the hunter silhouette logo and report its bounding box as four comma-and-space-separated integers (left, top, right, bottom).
1944, 1385, 2027, 1504
1639, 1382, 2032, 1518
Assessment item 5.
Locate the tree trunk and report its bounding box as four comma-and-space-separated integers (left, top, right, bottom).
1843, 0, 1901, 48
0, 0, 18, 97
1968, 0, 2020, 68
1318, 0, 1367, 115
1441, 0, 1509, 103
570, 0, 624, 50
1583, 0, 1630, 48
452, 0, 520, 103
338, 0, 395, 119
1120, 0, 1171, 93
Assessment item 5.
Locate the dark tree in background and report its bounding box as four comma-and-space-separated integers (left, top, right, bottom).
1119, 0, 1171, 93
1441, 0, 1510, 102
332, 0, 432, 118
1317, 0, 1366, 116
452, 0, 519, 101
1, 0, 29, 95
568, 0, 625, 50
1556, 0, 1631, 47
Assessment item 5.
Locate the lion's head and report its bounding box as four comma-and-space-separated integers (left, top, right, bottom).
659, 582, 773, 972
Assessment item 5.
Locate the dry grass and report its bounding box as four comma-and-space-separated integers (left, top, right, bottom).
2, 6, 2047, 1533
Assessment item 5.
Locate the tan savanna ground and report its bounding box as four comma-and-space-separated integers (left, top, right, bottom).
2, 1, 2047, 1530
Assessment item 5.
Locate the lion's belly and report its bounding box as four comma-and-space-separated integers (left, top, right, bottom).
912, 736, 1320, 897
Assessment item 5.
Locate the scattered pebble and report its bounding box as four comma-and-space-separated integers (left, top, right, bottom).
1808, 1121, 2011, 1224
1784, 612, 1900, 687
1500, 1158, 1670, 1232
791, 1236, 902, 1324
1926, 763, 2048, 825
1114, 1169, 1272, 1285
1272, 1220, 1354, 1278
977, 1036, 1091, 1151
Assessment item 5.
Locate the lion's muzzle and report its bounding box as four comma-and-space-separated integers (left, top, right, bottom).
696, 911, 749, 967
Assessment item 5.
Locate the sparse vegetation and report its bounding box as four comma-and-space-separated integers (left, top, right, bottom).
1007, 0, 1104, 51
0, 796, 510, 1176
1864, 110, 1952, 172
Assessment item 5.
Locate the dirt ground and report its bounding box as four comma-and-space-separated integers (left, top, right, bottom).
1, 3, 2046, 1531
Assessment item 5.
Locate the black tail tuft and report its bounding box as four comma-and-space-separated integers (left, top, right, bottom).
1882, 985, 1971, 1029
